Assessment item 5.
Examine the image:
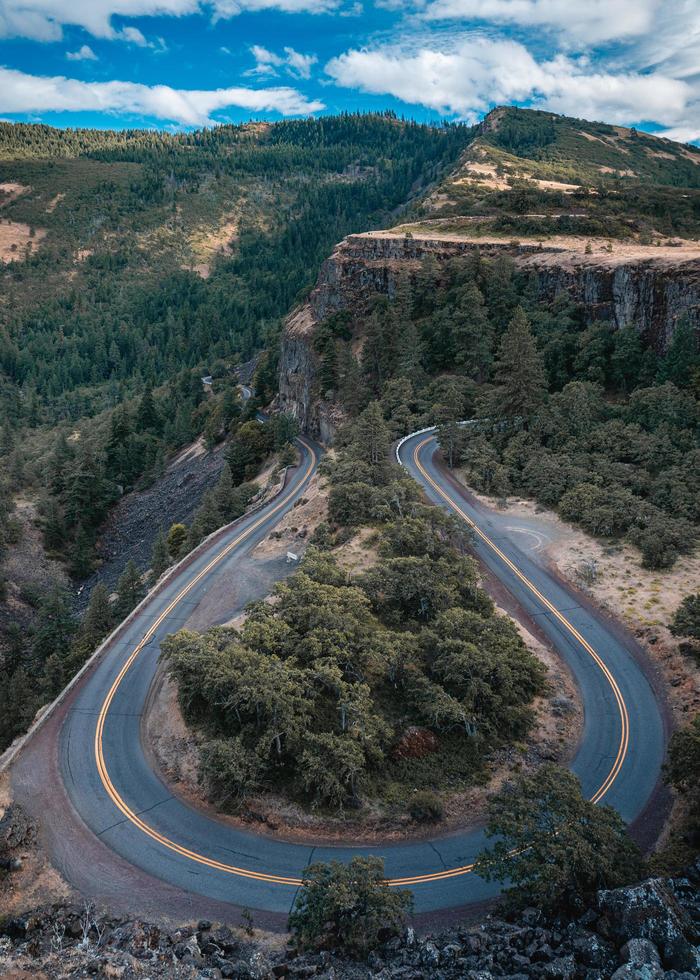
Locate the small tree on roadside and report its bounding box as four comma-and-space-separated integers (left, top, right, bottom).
167, 523, 188, 560
670, 593, 700, 641
475, 764, 642, 910
114, 561, 145, 619
150, 528, 170, 581
288, 856, 412, 954
665, 714, 700, 802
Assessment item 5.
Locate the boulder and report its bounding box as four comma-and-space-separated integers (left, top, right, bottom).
0, 805, 36, 851
541, 954, 576, 978
610, 964, 663, 980
597, 878, 699, 971
620, 938, 661, 968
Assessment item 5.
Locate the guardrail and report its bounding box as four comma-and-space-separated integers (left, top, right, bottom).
395, 420, 477, 467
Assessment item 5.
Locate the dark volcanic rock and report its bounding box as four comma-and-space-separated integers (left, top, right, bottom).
1, 869, 699, 978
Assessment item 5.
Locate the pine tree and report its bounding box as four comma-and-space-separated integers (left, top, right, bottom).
150, 528, 170, 580
437, 419, 465, 469
353, 401, 391, 469
31, 586, 77, 667
115, 561, 145, 619
136, 387, 161, 434
81, 583, 113, 646
69, 525, 94, 579
395, 318, 424, 386
491, 307, 547, 425
212, 464, 236, 519
41, 496, 67, 553
452, 281, 493, 381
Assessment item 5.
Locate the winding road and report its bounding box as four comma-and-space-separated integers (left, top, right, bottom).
12, 428, 667, 923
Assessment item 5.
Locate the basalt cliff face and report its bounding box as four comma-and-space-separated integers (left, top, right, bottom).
278, 233, 700, 441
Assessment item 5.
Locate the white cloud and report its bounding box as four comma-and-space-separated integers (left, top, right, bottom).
66, 44, 98, 61
325, 35, 695, 130
657, 126, 700, 145
248, 44, 317, 79
247, 44, 284, 75
0, 65, 324, 125
417, 0, 660, 46
117, 25, 149, 46
0, 0, 340, 42
284, 46, 317, 79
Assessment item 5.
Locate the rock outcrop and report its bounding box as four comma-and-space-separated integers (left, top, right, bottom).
1, 865, 699, 978
278, 232, 700, 441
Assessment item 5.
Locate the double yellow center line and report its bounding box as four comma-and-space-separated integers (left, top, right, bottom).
411, 437, 630, 809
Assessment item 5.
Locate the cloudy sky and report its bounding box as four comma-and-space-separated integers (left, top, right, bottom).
0, 0, 699, 140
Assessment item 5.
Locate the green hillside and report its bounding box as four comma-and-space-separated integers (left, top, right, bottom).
423, 106, 700, 239
0, 115, 470, 428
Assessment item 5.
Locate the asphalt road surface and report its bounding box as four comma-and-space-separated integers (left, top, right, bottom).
32, 430, 666, 919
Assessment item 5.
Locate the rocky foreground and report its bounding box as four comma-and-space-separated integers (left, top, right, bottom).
1, 863, 698, 980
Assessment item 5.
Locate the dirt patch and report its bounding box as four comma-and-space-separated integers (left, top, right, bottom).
189, 215, 239, 279
0, 774, 73, 917
644, 148, 677, 161
46, 193, 65, 213
453, 481, 699, 726
251, 470, 327, 560
335, 526, 380, 575
579, 131, 608, 146
0, 182, 29, 205
454, 157, 582, 195
597, 165, 636, 176
144, 669, 201, 792
0, 221, 46, 263
680, 147, 700, 165
455, 161, 510, 191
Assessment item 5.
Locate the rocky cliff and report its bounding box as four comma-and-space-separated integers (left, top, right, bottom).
278, 232, 700, 440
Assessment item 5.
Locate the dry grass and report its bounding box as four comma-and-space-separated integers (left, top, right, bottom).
457, 484, 700, 725
252, 470, 328, 559
187, 215, 239, 279
0, 220, 46, 263
367, 226, 700, 269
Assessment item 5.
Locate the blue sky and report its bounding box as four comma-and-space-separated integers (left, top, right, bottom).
0, 1, 699, 141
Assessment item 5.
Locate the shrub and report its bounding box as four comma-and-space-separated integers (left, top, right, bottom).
670, 593, 700, 640
409, 790, 444, 823
475, 764, 642, 910
288, 856, 412, 954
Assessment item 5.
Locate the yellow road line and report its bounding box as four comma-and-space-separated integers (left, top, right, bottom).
92, 434, 629, 892
412, 435, 629, 808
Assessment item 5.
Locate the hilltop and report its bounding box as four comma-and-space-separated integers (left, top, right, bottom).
420, 106, 700, 241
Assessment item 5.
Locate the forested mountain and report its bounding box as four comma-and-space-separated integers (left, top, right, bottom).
0, 114, 470, 426
0, 113, 470, 559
